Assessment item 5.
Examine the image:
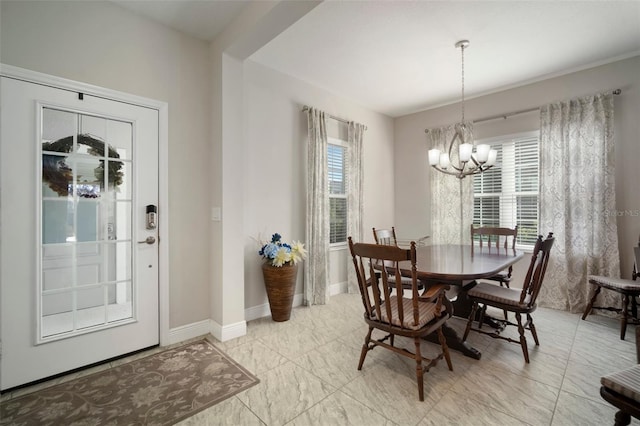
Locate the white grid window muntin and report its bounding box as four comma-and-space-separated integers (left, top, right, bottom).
328, 137, 348, 245
473, 131, 540, 247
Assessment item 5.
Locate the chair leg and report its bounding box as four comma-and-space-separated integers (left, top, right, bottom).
614, 410, 631, 426
515, 312, 530, 363
463, 302, 479, 341
528, 313, 540, 346
414, 337, 424, 402
478, 305, 487, 330
621, 294, 630, 340
582, 285, 601, 320
358, 327, 373, 370
437, 327, 453, 371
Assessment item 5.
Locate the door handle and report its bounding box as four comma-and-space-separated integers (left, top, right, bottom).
138, 236, 156, 245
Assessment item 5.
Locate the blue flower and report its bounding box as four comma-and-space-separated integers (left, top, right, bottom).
258, 233, 307, 267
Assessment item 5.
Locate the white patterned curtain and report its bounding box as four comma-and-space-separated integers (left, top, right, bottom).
538, 93, 619, 313
304, 108, 330, 305
347, 121, 365, 294
426, 123, 474, 244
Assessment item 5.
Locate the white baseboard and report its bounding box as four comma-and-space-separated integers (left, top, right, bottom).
330, 281, 348, 295
210, 320, 247, 342
168, 285, 348, 345
167, 318, 247, 345
166, 319, 212, 345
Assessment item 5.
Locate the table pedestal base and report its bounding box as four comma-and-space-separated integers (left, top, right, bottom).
424, 323, 481, 360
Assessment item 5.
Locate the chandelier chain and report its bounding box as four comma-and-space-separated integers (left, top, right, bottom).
461, 43, 465, 123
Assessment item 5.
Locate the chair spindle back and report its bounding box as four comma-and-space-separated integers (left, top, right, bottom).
519, 232, 555, 306
348, 238, 428, 330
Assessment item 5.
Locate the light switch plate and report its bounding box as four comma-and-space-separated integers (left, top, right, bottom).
211, 207, 221, 221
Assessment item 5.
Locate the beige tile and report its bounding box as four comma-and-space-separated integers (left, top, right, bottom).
450, 361, 559, 425
236, 361, 336, 426
287, 391, 394, 426
291, 338, 368, 388
176, 397, 264, 425
562, 358, 616, 403
418, 388, 529, 426
480, 338, 568, 388
258, 322, 336, 360
224, 339, 288, 375
340, 361, 438, 425
551, 390, 620, 426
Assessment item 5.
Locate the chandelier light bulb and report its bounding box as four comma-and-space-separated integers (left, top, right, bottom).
459, 143, 473, 162
487, 149, 497, 166
439, 152, 450, 169
476, 144, 490, 163
428, 149, 441, 166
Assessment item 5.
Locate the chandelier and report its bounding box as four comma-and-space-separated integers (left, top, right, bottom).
428, 40, 496, 179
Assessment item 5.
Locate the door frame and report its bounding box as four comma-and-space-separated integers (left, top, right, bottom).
0, 63, 170, 347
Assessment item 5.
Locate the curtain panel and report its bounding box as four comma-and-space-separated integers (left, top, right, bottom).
347, 121, 365, 294
426, 123, 474, 245
538, 93, 619, 313
304, 108, 330, 305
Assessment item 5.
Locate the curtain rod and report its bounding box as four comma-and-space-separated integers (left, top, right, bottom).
302, 105, 368, 130
472, 89, 622, 125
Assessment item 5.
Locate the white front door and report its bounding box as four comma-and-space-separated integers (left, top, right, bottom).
0, 75, 160, 390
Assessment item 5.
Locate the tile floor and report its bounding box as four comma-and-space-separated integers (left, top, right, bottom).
3, 293, 639, 425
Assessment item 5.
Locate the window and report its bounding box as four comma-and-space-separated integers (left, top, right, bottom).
328, 139, 348, 245
473, 132, 539, 247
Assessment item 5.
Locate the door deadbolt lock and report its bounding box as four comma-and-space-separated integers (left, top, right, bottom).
138, 236, 156, 245
146, 205, 157, 230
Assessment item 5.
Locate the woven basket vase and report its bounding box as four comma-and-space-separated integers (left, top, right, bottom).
262, 262, 298, 322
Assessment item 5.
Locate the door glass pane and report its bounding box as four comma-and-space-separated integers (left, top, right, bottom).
42, 291, 74, 337
107, 120, 132, 160
76, 287, 105, 330
108, 282, 132, 323
40, 107, 134, 341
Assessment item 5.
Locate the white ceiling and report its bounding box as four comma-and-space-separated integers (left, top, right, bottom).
114, 1, 640, 117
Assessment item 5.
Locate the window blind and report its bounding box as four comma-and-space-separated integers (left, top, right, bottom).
328, 143, 348, 244
473, 134, 539, 246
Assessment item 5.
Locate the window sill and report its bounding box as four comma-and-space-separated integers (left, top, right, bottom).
330, 243, 348, 251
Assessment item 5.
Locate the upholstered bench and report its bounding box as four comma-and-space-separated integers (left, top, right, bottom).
582, 275, 640, 340
600, 327, 640, 425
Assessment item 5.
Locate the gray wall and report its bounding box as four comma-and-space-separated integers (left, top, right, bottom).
1, 0, 212, 328
395, 56, 640, 282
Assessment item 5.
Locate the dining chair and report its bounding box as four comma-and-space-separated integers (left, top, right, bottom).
581, 246, 640, 340
372, 227, 428, 292
348, 237, 453, 401
373, 227, 430, 248
470, 225, 518, 288
462, 232, 555, 363
599, 326, 640, 425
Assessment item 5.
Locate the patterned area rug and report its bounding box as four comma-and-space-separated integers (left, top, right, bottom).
0, 339, 259, 425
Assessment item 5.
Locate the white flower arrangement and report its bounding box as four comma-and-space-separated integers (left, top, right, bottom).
258, 233, 307, 267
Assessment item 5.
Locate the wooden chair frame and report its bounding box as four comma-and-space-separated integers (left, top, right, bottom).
470, 225, 518, 288
348, 237, 453, 401
581, 246, 640, 340
463, 233, 555, 363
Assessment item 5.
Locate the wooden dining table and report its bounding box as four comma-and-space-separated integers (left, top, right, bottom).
399, 244, 524, 359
